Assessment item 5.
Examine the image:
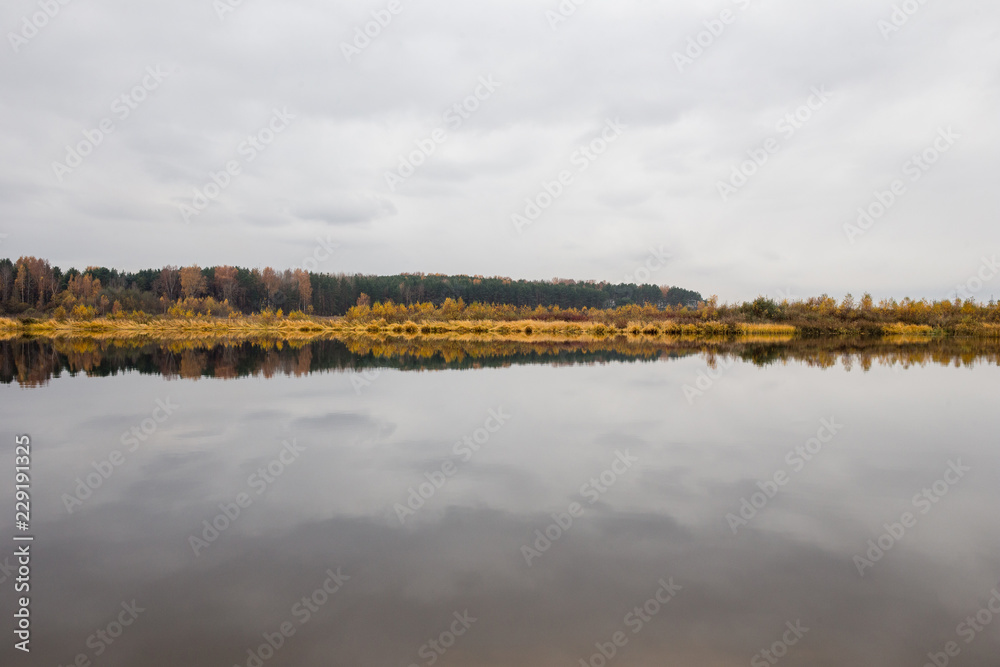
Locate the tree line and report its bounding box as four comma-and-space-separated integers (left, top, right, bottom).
0, 257, 703, 318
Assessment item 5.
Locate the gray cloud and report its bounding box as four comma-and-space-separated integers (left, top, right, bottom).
1, 0, 998, 301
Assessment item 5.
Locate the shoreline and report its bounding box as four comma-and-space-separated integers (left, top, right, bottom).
3, 315, 999, 343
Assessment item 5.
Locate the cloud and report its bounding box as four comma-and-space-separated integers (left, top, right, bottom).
292, 193, 397, 227
0, 0, 997, 300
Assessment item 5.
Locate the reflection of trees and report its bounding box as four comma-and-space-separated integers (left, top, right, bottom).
1, 335, 999, 387
179, 350, 207, 379
294, 346, 312, 377
214, 344, 239, 379
0, 339, 64, 388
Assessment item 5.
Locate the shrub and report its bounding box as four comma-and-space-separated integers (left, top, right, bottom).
741, 296, 783, 321
952, 317, 985, 337
365, 318, 388, 333
70, 304, 97, 320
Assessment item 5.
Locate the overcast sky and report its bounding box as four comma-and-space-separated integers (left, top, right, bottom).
2, 0, 998, 302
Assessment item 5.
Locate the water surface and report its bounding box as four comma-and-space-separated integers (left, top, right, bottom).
1, 338, 998, 666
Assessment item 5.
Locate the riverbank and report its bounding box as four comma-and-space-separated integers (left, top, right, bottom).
4, 314, 999, 342
2, 315, 817, 342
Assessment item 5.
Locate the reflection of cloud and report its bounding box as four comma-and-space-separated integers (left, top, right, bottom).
7, 354, 1000, 667
291, 411, 383, 432
26, 499, 999, 667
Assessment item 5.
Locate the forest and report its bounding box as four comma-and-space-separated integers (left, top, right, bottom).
2, 256, 999, 338
0, 256, 701, 318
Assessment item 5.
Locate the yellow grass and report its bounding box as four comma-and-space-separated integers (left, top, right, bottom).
882, 323, 935, 336
2, 315, 996, 344
20, 315, 328, 337
331, 318, 799, 339
0, 315, 802, 346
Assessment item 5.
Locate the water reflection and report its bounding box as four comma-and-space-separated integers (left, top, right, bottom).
0, 337, 998, 666
3, 335, 1000, 387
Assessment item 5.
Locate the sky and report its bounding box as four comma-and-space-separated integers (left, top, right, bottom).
1, 0, 998, 303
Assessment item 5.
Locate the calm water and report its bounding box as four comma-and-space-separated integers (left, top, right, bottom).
1, 339, 999, 666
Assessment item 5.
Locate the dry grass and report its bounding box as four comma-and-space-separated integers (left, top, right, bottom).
882, 323, 935, 336
1, 315, 800, 346
3, 314, 997, 344
329, 318, 795, 341
330, 318, 799, 338
21, 315, 329, 338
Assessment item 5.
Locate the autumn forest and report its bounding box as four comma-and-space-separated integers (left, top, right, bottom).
2, 256, 1000, 338
0, 256, 701, 319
